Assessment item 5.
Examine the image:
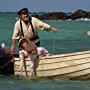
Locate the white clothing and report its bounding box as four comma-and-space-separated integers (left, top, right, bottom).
19, 47, 48, 73
19, 50, 34, 73
12, 17, 50, 39
37, 47, 48, 55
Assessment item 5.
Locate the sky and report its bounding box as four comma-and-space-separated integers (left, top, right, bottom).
0, 0, 90, 12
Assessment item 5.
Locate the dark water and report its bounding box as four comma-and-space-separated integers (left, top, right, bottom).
0, 13, 90, 90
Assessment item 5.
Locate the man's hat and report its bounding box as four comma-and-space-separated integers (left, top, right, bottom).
18, 8, 29, 15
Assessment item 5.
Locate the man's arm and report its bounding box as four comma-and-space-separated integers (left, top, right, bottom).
10, 20, 20, 56
10, 39, 16, 56
49, 26, 58, 32
10, 32, 19, 56
32, 17, 59, 32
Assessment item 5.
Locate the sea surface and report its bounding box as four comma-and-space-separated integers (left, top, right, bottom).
0, 13, 90, 90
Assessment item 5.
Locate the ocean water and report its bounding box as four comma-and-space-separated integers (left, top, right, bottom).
0, 76, 90, 90
0, 13, 90, 54
0, 13, 90, 90
0, 13, 90, 55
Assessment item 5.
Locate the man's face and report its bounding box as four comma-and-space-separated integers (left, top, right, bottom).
20, 11, 29, 22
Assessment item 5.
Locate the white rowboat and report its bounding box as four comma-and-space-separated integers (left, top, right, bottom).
14, 50, 90, 80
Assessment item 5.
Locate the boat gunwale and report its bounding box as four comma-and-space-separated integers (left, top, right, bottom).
14, 51, 90, 61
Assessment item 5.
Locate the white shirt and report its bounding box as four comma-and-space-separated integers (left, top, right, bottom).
37, 47, 48, 55
12, 17, 50, 39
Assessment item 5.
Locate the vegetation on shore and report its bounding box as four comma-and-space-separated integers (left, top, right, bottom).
0, 9, 90, 20
32, 9, 90, 20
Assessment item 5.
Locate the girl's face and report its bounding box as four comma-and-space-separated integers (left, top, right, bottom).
27, 44, 37, 55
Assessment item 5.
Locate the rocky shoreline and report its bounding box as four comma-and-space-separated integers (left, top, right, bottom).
32, 9, 90, 20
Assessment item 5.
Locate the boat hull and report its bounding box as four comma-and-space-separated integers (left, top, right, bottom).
14, 50, 90, 80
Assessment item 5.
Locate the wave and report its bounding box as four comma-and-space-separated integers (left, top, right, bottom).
75, 18, 90, 21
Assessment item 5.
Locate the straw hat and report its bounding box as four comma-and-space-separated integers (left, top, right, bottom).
18, 37, 30, 48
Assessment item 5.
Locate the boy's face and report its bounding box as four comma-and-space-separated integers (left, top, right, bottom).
22, 41, 28, 46
21, 40, 28, 48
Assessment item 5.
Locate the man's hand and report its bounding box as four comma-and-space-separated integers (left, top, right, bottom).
10, 39, 16, 56
50, 26, 58, 32
52, 27, 58, 32
10, 47, 14, 56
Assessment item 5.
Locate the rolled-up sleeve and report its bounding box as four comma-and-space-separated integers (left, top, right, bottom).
33, 17, 51, 31
12, 21, 20, 39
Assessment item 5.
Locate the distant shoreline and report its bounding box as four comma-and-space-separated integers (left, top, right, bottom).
0, 9, 90, 20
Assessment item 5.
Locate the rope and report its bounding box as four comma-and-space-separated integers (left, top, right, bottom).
0, 59, 13, 69
52, 35, 56, 55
